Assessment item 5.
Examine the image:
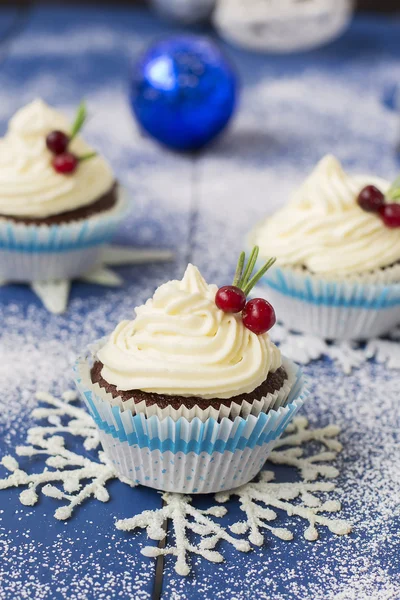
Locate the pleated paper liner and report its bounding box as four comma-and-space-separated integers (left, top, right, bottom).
77, 341, 298, 422
259, 265, 400, 340
0, 190, 128, 282
74, 357, 308, 493
98, 432, 292, 493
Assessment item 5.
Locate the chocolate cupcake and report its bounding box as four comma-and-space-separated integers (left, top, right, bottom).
74, 255, 308, 493
250, 155, 400, 340
0, 99, 127, 283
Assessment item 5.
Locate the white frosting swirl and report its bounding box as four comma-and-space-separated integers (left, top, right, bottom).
97, 264, 282, 399
0, 99, 114, 219
252, 155, 400, 276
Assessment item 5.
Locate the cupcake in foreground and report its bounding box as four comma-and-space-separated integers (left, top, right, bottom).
0, 99, 127, 283
74, 251, 308, 493
250, 155, 400, 340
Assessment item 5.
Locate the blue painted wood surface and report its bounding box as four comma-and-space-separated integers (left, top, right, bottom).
0, 5, 399, 599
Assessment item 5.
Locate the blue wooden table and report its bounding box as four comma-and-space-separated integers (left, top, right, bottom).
0, 5, 399, 599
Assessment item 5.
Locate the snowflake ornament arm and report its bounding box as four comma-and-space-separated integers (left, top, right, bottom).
270, 321, 400, 373
215, 417, 352, 547
270, 416, 342, 480
270, 323, 366, 374
218, 471, 351, 545
116, 493, 251, 576
0, 391, 134, 520
30, 391, 100, 451
116, 417, 352, 575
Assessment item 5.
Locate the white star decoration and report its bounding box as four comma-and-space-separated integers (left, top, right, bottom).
0, 246, 174, 314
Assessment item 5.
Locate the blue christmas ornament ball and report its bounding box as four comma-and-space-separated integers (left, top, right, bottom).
130, 35, 238, 151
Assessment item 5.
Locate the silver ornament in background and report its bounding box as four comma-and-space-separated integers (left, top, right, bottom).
213, 0, 355, 53
151, 0, 217, 25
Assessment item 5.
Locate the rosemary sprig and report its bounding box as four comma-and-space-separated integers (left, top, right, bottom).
239, 246, 259, 289
70, 101, 87, 141
233, 246, 276, 295
243, 257, 276, 296
79, 151, 97, 162
233, 252, 245, 287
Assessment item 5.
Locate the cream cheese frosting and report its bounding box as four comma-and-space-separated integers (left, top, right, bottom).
97, 264, 282, 399
0, 99, 114, 219
251, 155, 400, 276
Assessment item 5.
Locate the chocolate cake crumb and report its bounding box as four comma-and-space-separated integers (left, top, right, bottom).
0, 182, 118, 225
90, 360, 288, 411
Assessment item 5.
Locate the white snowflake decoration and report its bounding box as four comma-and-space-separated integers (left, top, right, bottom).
364, 338, 400, 370
116, 493, 250, 576
117, 416, 352, 574
0, 391, 352, 576
270, 322, 400, 374
0, 246, 174, 314
0, 391, 135, 520
217, 417, 351, 545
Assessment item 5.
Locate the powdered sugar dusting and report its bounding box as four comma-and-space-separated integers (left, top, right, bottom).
269, 322, 400, 374
0, 393, 351, 578
0, 6, 399, 599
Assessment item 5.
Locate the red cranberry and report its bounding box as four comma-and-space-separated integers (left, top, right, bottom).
215, 286, 247, 313
46, 130, 69, 155
357, 185, 385, 213
242, 298, 276, 335
52, 152, 78, 174
379, 203, 400, 228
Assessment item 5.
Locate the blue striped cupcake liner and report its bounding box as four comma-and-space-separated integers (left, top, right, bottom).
0, 189, 129, 282
73, 354, 308, 493
259, 266, 400, 340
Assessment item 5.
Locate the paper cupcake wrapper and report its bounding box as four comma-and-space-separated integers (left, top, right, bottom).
0, 190, 128, 282
260, 266, 400, 340
98, 433, 289, 493
76, 341, 298, 422
73, 355, 308, 493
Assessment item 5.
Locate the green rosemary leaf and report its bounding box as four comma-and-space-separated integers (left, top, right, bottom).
233, 252, 245, 287
243, 257, 276, 296
239, 246, 259, 289
70, 101, 87, 140
79, 152, 97, 162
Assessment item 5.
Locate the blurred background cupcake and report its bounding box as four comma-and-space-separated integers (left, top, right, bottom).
250, 155, 400, 340
0, 99, 127, 283
75, 256, 308, 494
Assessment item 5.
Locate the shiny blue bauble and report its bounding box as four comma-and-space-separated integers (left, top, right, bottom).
130, 35, 238, 151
